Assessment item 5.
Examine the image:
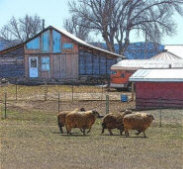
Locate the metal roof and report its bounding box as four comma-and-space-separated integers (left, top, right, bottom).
150, 51, 181, 60
165, 45, 183, 59
111, 51, 183, 70
0, 26, 124, 58
129, 69, 183, 82
54, 27, 123, 58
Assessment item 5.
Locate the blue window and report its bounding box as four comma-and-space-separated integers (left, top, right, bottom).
79, 52, 85, 75
93, 55, 100, 75
42, 31, 50, 52
41, 57, 50, 71
85, 53, 92, 75
100, 56, 106, 75
52, 30, 61, 53
26, 37, 40, 50
63, 43, 73, 49
111, 70, 117, 75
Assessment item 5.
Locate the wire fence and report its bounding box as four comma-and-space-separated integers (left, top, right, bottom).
0, 83, 183, 128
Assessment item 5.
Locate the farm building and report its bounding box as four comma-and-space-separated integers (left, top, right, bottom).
110, 51, 183, 89
130, 68, 183, 110
0, 26, 122, 84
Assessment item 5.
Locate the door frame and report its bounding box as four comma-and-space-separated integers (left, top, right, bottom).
29, 56, 39, 78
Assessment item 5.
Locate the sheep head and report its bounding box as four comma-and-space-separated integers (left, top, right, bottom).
147, 114, 155, 121
80, 108, 85, 111
92, 110, 100, 118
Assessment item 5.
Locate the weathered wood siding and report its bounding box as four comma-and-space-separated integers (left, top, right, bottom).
79, 48, 117, 77
0, 47, 24, 78
136, 82, 183, 109
24, 28, 79, 81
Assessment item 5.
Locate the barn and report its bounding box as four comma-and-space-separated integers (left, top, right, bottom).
0, 26, 122, 84
110, 51, 183, 89
129, 68, 183, 110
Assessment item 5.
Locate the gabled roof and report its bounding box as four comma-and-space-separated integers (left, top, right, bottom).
165, 45, 183, 59
129, 68, 183, 82
150, 51, 181, 60
0, 26, 123, 58
111, 51, 183, 70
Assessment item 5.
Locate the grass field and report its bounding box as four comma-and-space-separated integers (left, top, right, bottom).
0, 85, 183, 169
0, 104, 183, 169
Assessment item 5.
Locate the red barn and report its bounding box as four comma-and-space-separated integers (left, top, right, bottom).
129, 69, 183, 110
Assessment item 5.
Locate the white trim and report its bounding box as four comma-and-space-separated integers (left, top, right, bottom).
130, 68, 183, 82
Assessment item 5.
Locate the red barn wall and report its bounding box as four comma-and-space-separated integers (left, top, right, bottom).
135, 82, 183, 109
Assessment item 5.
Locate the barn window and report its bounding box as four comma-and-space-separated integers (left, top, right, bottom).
63, 43, 73, 49
26, 37, 40, 50
79, 51, 85, 75
100, 56, 106, 75
53, 30, 61, 53
42, 30, 50, 52
121, 73, 125, 78
41, 57, 50, 71
85, 52, 92, 75
111, 70, 117, 75
93, 54, 100, 75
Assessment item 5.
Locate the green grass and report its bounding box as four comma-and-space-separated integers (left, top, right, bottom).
1, 108, 183, 169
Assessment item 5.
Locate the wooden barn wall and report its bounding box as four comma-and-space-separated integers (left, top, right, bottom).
24, 28, 79, 81
79, 48, 117, 77
0, 47, 25, 78
135, 82, 183, 109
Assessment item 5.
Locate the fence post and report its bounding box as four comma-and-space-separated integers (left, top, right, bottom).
159, 109, 162, 127
71, 84, 74, 102
15, 79, 18, 101
131, 82, 135, 101
44, 81, 48, 101
58, 93, 61, 113
106, 95, 109, 114
101, 82, 104, 101
4, 92, 7, 119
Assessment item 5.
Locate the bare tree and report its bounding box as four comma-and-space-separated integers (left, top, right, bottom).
0, 14, 44, 43
63, 15, 91, 41
69, 0, 183, 54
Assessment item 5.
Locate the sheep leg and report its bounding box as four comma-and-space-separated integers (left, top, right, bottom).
143, 131, 147, 138
87, 128, 91, 133
66, 126, 72, 135
59, 126, 63, 134
119, 129, 123, 135
101, 127, 105, 134
83, 129, 86, 136
135, 130, 141, 135
57, 121, 64, 134
80, 128, 83, 133
125, 129, 129, 137
108, 129, 113, 135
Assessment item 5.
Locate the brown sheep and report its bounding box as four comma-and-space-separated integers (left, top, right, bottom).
57, 108, 85, 133
65, 110, 100, 135
123, 112, 154, 138
101, 109, 132, 135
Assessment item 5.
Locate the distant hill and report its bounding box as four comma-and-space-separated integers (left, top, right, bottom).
92, 42, 164, 59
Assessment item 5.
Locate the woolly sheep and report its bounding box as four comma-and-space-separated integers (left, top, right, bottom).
101, 109, 132, 135
57, 108, 85, 133
123, 112, 154, 138
65, 110, 100, 135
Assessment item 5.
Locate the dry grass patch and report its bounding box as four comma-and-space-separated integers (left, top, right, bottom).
0, 108, 183, 169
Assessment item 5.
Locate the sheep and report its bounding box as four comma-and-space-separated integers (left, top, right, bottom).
123, 112, 154, 138
101, 109, 132, 135
65, 110, 100, 135
57, 108, 85, 133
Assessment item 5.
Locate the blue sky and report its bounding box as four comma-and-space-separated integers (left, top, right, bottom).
0, 0, 183, 45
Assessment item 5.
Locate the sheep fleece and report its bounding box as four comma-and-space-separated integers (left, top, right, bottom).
65, 111, 96, 130
123, 113, 154, 131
